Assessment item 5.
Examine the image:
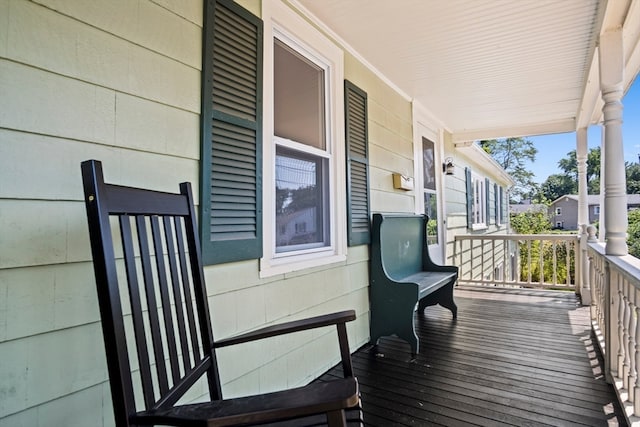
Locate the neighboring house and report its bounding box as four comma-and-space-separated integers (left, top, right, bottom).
549, 194, 640, 230
275, 207, 318, 247
0, 0, 637, 425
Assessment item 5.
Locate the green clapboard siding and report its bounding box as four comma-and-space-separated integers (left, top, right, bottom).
200, 0, 263, 264
344, 80, 371, 246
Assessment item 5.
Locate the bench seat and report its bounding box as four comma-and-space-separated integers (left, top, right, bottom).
370, 213, 458, 355
401, 271, 458, 297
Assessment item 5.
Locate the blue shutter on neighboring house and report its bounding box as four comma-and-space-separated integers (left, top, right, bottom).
494, 183, 499, 224
344, 80, 371, 246
485, 178, 491, 225
465, 167, 473, 228
499, 186, 505, 224
200, 0, 263, 265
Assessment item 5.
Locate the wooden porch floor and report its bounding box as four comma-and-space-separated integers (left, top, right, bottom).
321, 286, 627, 426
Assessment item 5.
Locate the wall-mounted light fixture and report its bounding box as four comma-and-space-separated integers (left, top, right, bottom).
443, 157, 455, 175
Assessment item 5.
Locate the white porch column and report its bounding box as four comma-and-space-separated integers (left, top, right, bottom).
577, 128, 591, 303
599, 29, 628, 256
599, 125, 606, 242
577, 128, 589, 228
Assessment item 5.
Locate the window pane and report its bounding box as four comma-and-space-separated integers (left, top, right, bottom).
472, 177, 485, 225
422, 138, 436, 191
274, 39, 326, 149
275, 147, 329, 252
424, 193, 438, 245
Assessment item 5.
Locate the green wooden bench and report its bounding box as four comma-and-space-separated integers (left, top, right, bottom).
370, 213, 458, 355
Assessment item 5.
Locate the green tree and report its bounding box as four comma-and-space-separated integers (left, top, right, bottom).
538, 147, 602, 200
539, 174, 577, 202
510, 210, 552, 234
480, 137, 537, 202
588, 147, 601, 193
627, 163, 640, 194
556, 147, 601, 194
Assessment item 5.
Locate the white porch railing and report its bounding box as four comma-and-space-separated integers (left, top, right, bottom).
454, 234, 579, 290
589, 243, 640, 425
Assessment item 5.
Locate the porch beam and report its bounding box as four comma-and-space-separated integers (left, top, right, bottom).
599, 28, 628, 256
577, 128, 589, 229
450, 119, 575, 144
599, 125, 606, 243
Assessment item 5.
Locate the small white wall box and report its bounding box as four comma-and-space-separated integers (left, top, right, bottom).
392, 173, 414, 191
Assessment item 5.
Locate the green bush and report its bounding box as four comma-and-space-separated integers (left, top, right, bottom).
628, 209, 640, 258
510, 210, 574, 285
517, 240, 574, 284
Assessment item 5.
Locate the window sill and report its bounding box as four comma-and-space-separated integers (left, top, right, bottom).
259, 253, 347, 278
471, 224, 488, 231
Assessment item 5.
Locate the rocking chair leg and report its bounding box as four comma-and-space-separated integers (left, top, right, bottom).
327, 409, 347, 426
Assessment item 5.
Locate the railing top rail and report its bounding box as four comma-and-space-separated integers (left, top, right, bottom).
586, 241, 606, 255
588, 242, 640, 287
455, 234, 579, 242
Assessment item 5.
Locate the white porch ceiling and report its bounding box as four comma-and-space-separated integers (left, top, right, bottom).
293, 0, 640, 142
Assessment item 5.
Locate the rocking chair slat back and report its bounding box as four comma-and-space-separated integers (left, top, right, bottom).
82, 160, 221, 423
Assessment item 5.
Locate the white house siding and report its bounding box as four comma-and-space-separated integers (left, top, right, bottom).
0, 1, 373, 425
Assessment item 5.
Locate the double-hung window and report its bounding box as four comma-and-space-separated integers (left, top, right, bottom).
274, 40, 330, 253
262, 1, 345, 276
472, 174, 486, 227
466, 167, 487, 230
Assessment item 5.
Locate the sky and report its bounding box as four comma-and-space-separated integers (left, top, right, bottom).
525, 75, 640, 184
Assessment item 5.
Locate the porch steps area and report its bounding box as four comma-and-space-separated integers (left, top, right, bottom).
320, 286, 626, 426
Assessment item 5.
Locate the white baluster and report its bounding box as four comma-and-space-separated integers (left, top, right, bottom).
619, 285, 626, 380
634, 302, 640, 415
623, 290, 631, 388
629, 291, 637, 397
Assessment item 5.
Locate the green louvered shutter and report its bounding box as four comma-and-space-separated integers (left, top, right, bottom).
200, 0, 263, 265
465, 167, 473, 228
344, 81, 371, 246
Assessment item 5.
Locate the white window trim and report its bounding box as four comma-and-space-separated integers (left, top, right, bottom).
555, 207, 562, 215
260, 1, 346, 278
471, 172, 487, 230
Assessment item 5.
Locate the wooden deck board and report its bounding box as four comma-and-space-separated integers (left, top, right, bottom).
319, 286, 626, 426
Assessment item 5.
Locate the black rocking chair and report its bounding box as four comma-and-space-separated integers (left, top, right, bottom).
81, 160, 362, 426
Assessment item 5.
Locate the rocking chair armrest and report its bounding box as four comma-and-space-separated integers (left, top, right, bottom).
213, 310, 356, 348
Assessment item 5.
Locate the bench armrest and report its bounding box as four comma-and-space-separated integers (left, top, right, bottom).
214, 310, 355, 347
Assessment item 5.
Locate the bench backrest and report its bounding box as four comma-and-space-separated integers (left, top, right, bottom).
374, 214, 427, 280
